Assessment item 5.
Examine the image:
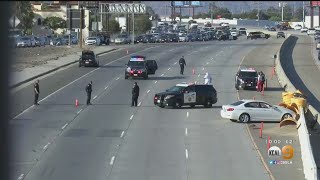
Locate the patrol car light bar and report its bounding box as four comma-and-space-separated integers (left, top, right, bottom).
130, 57, 145, 61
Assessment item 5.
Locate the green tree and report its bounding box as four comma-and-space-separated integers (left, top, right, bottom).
134, 15, 152, 34
266, 6, 280, 18
43, 16, 66, 30
269, 16, 281, 21
209, 7, 232, 19
12, 1, 34, 35
294, 7, 306, 21
109, 19, 120, 34
283, 5, 293, 21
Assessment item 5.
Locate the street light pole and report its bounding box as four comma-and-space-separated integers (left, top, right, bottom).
132, 3, 135, 45
303, 1, 305, 26
281, 2, 284, 21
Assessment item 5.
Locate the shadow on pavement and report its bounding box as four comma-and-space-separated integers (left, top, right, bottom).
266, 87, 285, 91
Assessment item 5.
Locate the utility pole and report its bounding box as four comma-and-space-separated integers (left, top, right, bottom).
95, 1, 98, 35
257, 2, 260, 26
79, 2, 83, 49
210, 3, 213, 24
302, 1, 305, 26
132, 3, 135, 45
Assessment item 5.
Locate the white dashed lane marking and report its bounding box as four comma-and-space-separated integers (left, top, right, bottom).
77, 109, 82, 114
168, 68, 171, 70
61, 123, 68, 130
154, 81, 158, 84
185, 128, 188, 136
17, 174, 24, 180
185, 149, 189, 159
93, 95, 97, 100
120, 131, 125, 138
130, 115, 134, 120
147, 90, 150, 93
110, 156, 115, 165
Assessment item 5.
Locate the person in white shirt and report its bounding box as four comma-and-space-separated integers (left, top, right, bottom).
204, 72, 212, 85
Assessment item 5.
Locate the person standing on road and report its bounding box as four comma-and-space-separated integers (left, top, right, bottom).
86, 81, 93, 105
34, 80, 40, 105
179, 56, 186, 75
204, 72, 212, 85
131, 82, 140, 107
260, 71, 266, 91
257, 72, 263, 92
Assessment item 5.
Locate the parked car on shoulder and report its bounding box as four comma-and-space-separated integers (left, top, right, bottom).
221, 100, 295, 123
307, 28, 316, 35
85, 37, 101, 46
114, 34, 131, 44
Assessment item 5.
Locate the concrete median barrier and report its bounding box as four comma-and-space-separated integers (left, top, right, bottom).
275, 35, 318, 180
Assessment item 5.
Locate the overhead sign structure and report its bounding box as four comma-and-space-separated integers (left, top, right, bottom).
66, 9, 85, 29
171, 1, 201, 7
190, 1, 201, 6
100, 3, 146, 14
310, 1, 320, 6
9, 16, 20, 28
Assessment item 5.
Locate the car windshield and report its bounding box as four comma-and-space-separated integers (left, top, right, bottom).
117, 35, 127, 38
167, 86, 185, 92
88, 37, 96, 40
230, 101, 244, 106
240, 71, 257, 78
128, 61, 145, 67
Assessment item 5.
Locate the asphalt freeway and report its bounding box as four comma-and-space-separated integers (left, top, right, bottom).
11, 37, 273, 180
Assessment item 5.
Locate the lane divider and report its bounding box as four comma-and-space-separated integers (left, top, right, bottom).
154, 81, 158, 84
185, 128, 188, 136
120, 131, 125, 138
186, 112, 189, 118
77, 109, 82, 114
61, 123, 68, 130
17, 174, 24, 180
93, 95, 97, 100
138, 102, 141, 106
147, 90, 150, 93
43, 142, 51, 150
130, 115, 134, 120
185, 149, 189, 159
110, 156, 115, 165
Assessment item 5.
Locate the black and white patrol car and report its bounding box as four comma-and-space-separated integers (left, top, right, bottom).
154, 83, 218, 108
235, 68, 258, 90
125, 56, 158, 80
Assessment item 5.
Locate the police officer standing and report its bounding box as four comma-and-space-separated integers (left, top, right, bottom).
179, 56, 186, 75
131, 82, 140, 107
86, 81, 93, 105
34, 80, 40, 105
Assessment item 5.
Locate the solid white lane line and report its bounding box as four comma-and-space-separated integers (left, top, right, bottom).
43, 142, 51, 150
147, 90, 150, 93
185, 149, 189, 159
120, 131, 125, 138
93, 95, 97, 100
185, 128, 188, 136
77, 109, 82, 114
61, 123, 68, 130
154, 81, 158, 84
138, 102, 141, 106
198, 74, 200, 77
110, 156, 115, 165
130, 115, 134, 120
161, 74, 164, 76
186, 112, 189, 118
17, 174, 24, 180
168, 68, 171, 70
104, 86, 108, 90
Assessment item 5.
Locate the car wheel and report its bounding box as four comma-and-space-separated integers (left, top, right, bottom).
204, 99, 212, 108
239, 113, 250, 123
281, 113, 292, 121
174, 100, 182, 109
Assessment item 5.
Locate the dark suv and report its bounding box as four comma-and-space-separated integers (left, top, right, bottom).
235, 68, 258, 90
154, 83, 218, 108
79, 50, 99, 67
125, 56, 158, 80
247, 32, 270, 40
277, 32, 285, 38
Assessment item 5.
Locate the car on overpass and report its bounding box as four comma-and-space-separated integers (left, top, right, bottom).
124, 56, 157, 80
247, 32, 270, 40
79, 50, 99, 67
154, 83, 218, 108
277, 32, 286, 38
220, 99, 296, 123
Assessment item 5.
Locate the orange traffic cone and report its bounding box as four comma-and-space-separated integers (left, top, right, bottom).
192, 68, 195, 75
75, 99, 79, 107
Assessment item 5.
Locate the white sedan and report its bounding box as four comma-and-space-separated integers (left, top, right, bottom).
220, 99, 295, 123
301, 27, 308, 33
